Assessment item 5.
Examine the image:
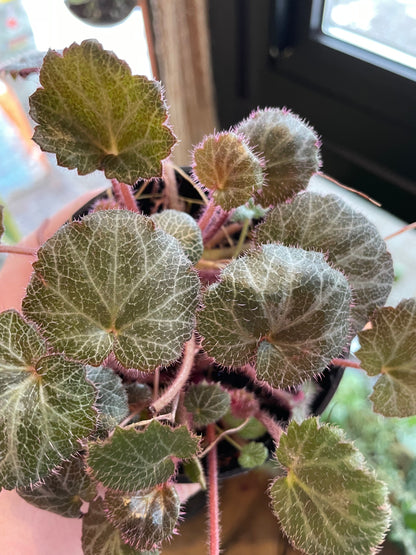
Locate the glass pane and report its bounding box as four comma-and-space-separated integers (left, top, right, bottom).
322, 0, 416, 70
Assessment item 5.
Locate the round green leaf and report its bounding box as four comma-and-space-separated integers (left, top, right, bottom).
17, 454, 95, 518
238, 441, 268, 469
184, 382, 230, 426
82, 497, 158, 555
198, 244, 351, 388
256, 192, 394, 332
23, 210, 200, 370
236, 108, 320, 205
151, 209, 203, 264
0, 310, 97, 489
357, 298, 416, 417
29, 40, 176, 184
87, 366, 129, 433
270, 418, 390, 555
192, 131, 264, 209
104, 484, 180, 551
87, 421, 199, 492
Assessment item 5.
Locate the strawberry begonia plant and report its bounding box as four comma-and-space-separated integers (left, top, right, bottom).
0, 40, 415, 555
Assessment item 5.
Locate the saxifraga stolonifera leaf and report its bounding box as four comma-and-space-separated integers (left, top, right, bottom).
87, 421, 199, 492
104, 484, 180, 552
235, 108, 320, 206
270, 418, 390, 555
82, 497, 160, 555
22, 210, 200, 371
192, 131, 264, 210
29, 40, 176, 184
151, 209, 203, 264
184, 382, 231, 427
198, 244, 351, 388
17, 453, 95, 518
357, 298, 416, 417
0, 310, 97, 489
256, 191, 394, 333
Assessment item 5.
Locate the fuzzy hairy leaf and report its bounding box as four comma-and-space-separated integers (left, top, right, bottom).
198, 244, 351, 388
29, 40, 175, 184
357, 299, 416, 417
87, 421, 199, 492
0, 310, 97, 489
17, 454, 95, 517
256, 192, 394, 332
236, 108, 320, 205
238, 441, 268, 469
270, 418, 390, 555
87, 366, 129, 432
192, 132, 264, 209
104, 485, 180, 551
82, 497, 159, 555
151, 209, 203, 264
184, 382, 230, 426
23, 210, 200, 370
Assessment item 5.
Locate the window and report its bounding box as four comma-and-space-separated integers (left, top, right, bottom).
209, 0, 416, 221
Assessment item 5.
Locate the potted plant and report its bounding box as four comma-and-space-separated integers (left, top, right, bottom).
0, 39, 414, 555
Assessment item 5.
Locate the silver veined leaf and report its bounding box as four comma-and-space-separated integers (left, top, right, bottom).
270, 418, 390, 555
87, 366, 129, 433
23, 210, 200, 371
357, 298, 416, 417
184, 382, 230, 427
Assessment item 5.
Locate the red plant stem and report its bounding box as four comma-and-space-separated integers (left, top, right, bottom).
317, 172, 381, 207
150, 335, 196, 414
331, 357, 363, 369
205, 222, 243, 249
384, 222, 416, 241
207, 423, 220, 555
256, 411, 283, 445
111, 179, 139, 212
0, 244, 37, 256
198, 199, 216, 233
202, 208, 232, 244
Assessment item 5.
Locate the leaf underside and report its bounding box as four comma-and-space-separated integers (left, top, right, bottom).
184, 382, 231, 427
29, 40, 176, 184
192, 132, 264, 210
357, 298, 416, 417
0, 310, 97, 489
17, 454, 95, 518
87, 421, 199, 492
198, 244, 351, 388
151, 209, 203, 265
236, 108, 320, 206
23, 210, 200, 371
82, 497, 159, 555
270, 418, 390, 555
256, 192, 394, 332
104, 484, 180, 551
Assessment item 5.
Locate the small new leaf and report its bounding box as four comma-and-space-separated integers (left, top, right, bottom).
357, 298, 416, 417
17, 454, 95, 518
236, 108, 320, 205
104, 485, 180, 551
82, 497, 159, 555
23, 210, 200, 370
184, 382, 231, 427
87, 421, 199, 492
151, 209, 203, 264
0, 310, 97, 488
198, 244, 351, 388
192, 132, 264, 210
87, 366, 129, 433
270, 418, 390, 555
256, 192, 394, 332
29, 40, 176, 184
238, 441, 268, 469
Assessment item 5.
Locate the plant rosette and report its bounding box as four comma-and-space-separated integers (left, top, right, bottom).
0, 39, 414, 555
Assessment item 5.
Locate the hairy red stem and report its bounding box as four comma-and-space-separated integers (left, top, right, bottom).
150, 335, 196, 414
0, 244, 37, 256
198, 199, 216, 234
111, 179, 139, 212
384, 222, 416, 241
331, 357, 362, 369
207, 423, 220, 555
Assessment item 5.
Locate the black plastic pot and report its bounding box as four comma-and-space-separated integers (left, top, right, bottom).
64, 0, 137, 26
